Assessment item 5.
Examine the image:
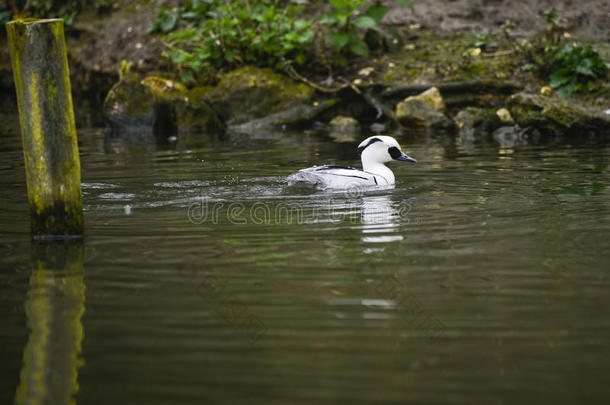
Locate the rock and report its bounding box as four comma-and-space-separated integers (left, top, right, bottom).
540, 86, 553, 96
396, 87, 452, 128
230, 99, 338, 132
418, 86, 446, 111
104, 74, 157, 129
358, 67, 376, 77
141, 76, 188, 93
174, 87, 225, 133
492, 126, 535, 148
329, 116, 360, 131
103, 75, 224, 136
496, 108, 514, 124
454, 107, 504, 142
370, 123, 387, 134
328, 116, 360, 143
507, 92, 610, 135
204, 66, 314, 125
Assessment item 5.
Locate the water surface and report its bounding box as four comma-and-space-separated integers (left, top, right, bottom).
1, 125, 610, 404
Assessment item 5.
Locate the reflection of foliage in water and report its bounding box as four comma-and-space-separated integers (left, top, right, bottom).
553, 181, 605, 196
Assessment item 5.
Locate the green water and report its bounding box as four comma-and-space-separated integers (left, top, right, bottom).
1, 124, 610, 404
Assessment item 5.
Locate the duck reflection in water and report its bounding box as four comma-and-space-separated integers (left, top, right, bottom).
361, 195, 413, 244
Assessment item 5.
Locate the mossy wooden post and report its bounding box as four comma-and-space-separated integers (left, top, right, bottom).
6, 18, 83, 238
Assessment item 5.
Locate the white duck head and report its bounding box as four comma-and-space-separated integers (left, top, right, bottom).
358, 135, 416, 184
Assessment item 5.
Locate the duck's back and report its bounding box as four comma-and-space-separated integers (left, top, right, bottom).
287, 165, 380, 189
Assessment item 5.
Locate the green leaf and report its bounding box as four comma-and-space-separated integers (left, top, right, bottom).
320, 13, 339, 25
224, 50, 236, 63
557, 83, 574, 98
294, 19, 312, 30
169, 50, 189, 64
283, 31, 299, 43
181, 11, 198, 19
366, 5, 388, 22
298, 30, 314, 44
576, 64, 594, 77
521, 63, 534, 71
353, 15, 378, 31
160, 12, 178, 32
194, 47, 211, 60
181, 71, 194, 84
549, 71, 570, 88
0, 10, 11, 25
168, 29, 197, 40
334, 12, 349, 26
328, 31, 350, 51
349, 37, 369, 56
329, 0, 350, 10
188, 59, 203, 72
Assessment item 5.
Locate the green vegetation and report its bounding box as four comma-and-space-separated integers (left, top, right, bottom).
150, 0, 315, 83
321, 0, 410, 57
0, 9, 10, 25
549, 44, 608, 97
0, 0, 113, 25
507, 8, 608, 97
149, 0, 411, 84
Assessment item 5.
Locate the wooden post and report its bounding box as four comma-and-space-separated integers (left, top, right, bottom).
6, 18, 83, 238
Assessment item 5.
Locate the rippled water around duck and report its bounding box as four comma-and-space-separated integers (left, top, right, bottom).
1, 126, 610, 404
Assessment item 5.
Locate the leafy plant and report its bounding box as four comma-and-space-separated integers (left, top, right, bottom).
321, 0, 411, 58
2, 0, 113, 24
549, 43, 607, 97
151, 0, 315, 83
148, 4, 180, 33
151, 0, 412, 84
21, 0, 79, 23
322, 0, 377, 57
505, 8, 608, 97
0, 9, 11, 25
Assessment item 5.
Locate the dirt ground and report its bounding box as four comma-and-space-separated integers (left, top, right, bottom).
384, 0, 610, 40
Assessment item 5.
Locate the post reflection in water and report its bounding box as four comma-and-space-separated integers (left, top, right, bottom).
15, 241, 86, 405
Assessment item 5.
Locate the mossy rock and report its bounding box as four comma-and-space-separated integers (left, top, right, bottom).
328, 116, 360, 143
231, 99, 339, 132
205, 66, 314, 125
103, 74, 156, 128
507, 92, 610, 135
174, 87, 225, 134
396, 87, 452, 128
455, 107, 504, 140
104, 75, 224, 135
492, 126, 537, 148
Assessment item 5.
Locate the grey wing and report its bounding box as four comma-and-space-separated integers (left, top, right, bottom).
287, 166, 376, 189
286, 168, 327, 187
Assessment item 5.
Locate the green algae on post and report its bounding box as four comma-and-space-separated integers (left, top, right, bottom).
6, 18, 83, 238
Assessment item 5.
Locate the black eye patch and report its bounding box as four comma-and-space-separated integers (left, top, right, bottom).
358, 137, 382, 152
388, 146, 402, 159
